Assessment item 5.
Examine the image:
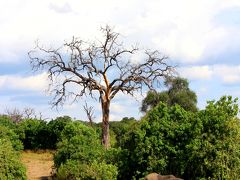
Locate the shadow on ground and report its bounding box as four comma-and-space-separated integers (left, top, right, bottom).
40, 176, 53, 180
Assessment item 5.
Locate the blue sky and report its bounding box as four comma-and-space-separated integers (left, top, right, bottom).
1, 0, 240, 121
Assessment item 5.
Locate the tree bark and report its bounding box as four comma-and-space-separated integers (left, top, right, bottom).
101, 98, 110, 149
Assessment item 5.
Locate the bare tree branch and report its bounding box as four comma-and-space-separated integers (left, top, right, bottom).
83, 101, 95, 127
28, 25, 175, 148
22, 107, 36, 119
5, 107, 23, 123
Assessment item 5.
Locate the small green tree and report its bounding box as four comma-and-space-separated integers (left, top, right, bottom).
54, 121, 104, 167
185, 96, 240, 179
120, 103, 193, 179
141, 77, 197, 112
54, 121, 118, 179
0, 116, 23, 151
18, 119, 49, 149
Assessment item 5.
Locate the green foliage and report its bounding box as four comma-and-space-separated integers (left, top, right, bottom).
185, 96, 240, 179
0, 115, 16, 129
0, 115, 23, 151
15, 116, 72, 150
141, 77, 197, 112
54, 121, 104, 167
47, 116, 72, 149
54, 121, 118, 179
0, 125, 23, 151
1, 95, 238, 180
110, 117, 137, 147
120, 96, 240, 180
120, 103, 193, 179
18, 119, 49, 149
0, 139, 26, 180
56, 160, 118, 180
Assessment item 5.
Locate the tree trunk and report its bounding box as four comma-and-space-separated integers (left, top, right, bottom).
101, 98, 110, 149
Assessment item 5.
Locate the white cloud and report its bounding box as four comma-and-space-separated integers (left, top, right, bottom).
179, 66, 213, 80
111, 103, 126, 114
0, 73, 48, 91
0, 0, 240, 64
213, 65, 240, 84
126, 0, 240, 63
179, 64, 240, 85
222, 75, 240, 84
49, 2, 73, 14
2, 0, 240, 121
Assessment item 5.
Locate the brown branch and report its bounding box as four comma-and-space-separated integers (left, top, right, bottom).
83, 102, 95, 127
29, 25, 174, 107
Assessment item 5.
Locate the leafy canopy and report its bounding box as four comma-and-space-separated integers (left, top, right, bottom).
141, 77, 197, 112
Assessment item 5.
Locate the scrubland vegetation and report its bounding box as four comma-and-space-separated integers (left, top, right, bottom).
0, 94, 240, 179
1, 27, 240, 180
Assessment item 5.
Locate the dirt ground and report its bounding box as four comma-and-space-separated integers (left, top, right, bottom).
21, 150, 54, 180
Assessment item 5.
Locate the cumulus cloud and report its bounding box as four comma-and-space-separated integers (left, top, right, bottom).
49, 2, 73, 14
213, 65, 240, 84
0, 73, 48, 92
0, 0, 240, 64
1, 0, 240, 120
179, 64, 240, 85
179, 66, 213, 80
111, 103, 126, 114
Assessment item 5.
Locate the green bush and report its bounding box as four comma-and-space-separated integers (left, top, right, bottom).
54, 121, 104, 167
18, 119, 49, 149
119, 103, 193, 179
56, 160, 118, 180
110, 117, 137, 147
47, 116, 72, 149
0, 125, 23, 151
119, 96, 240, 180
54, 121, 118, 179
0, 139, 26, 180
0, 115, 16, 129
185, 96, 240, 179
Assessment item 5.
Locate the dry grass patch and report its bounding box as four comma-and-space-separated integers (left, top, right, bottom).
21, 150, 55, 180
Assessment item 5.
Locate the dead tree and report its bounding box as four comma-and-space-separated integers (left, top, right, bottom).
83, 102, 95, 127
5, 107, 23, 123
28, 25, 174, 149
22, 107, 37, 119
5, 107, 47, 122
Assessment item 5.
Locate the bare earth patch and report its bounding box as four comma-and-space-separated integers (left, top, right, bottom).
21, 150, 54, 180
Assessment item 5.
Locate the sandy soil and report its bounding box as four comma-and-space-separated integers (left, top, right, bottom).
21, 150, 54, 180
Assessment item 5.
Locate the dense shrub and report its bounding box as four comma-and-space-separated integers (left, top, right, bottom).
0, 115, 16, 129
18, 119, 49, 149
16, 116, 72, 150
47, 116, 72, 149
110, 117, 137, 147
0, 139, 26, 180
56, 160, 118, 180
54, 121, 103, 166
119, 103, 193, 179
1, 96, 238, 180
54, 121, 118, 179
119, 96, 240, 180
185, 96, 240, 179
0, 125, 23, 151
